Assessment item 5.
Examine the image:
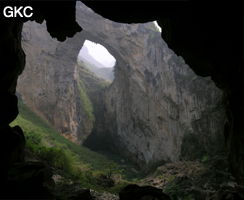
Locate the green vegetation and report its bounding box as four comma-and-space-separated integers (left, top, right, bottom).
163, 177, 194, 200
11, 101, 130, 193
77, 78, 95, 121
10, 102, 231, 198
77, 59, 114, 82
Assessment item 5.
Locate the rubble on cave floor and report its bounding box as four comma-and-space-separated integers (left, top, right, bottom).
139, 157, 244, 200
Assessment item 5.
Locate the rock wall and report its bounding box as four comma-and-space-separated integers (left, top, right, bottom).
75, 3, 227, 167
100, 38, 226, 167
18, 2, 226, 168
18, 21, 93, 144
17, 3, 164, 144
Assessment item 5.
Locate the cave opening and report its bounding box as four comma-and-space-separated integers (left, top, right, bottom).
17, 1, 226, 177
77, 39, 116, 82
3, 1, 240, 199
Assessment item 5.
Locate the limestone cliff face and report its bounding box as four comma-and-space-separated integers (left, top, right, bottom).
18, 22, 94, 144
18, 2, 226, 167
100, 37, 226, 166
75, 3, 226, 166
17, 3, 163, 145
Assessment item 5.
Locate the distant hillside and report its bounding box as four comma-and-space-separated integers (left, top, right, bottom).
78, 59, 114, 82
79, 45, 109, 69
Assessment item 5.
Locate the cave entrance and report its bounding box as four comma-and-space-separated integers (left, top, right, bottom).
77, 40, 116, 82
15, 1, 227, 188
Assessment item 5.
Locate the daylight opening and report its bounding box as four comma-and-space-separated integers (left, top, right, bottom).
78, 40, 116, 68
77, 40, 115, 81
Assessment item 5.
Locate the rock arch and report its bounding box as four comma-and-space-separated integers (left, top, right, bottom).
17, 2, 226, 170
0, 0, 243, 186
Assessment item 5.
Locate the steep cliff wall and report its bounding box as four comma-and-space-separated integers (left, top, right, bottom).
18, 22, 94, 144
75, 3, 227, 167
18, 2, 226, 168
17, 3, 163, 144
100, 38, 226, 167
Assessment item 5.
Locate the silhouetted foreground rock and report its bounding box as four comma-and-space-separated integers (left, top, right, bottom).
119, 184, 171, 200
1, 161, 54, 199
207, 185, 244, 200
65, 188, 92, 200
54, 182, 93, 200
0, 125, 25, 188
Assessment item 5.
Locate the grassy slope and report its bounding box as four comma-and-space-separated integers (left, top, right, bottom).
11, 102, 131, 193
12, 102, 113, 170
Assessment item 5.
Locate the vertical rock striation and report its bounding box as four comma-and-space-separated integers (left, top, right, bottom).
101, 36, 226, 167
18, 21, 93, 144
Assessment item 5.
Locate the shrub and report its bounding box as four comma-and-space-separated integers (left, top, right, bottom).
26, 131, 42, 145
38, 147, 73, 173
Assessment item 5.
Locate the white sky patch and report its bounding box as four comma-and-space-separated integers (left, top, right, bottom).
79, 40, 116, 68
154, 21, 162, 33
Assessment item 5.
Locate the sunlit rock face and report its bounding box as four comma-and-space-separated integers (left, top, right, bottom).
102, 38, 226, 167
76, 2, 226, 167
17, 2, 162, 144
18, 22, 92, 144
18, 2, 226, 167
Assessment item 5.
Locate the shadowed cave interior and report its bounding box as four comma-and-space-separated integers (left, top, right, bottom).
0, 1, 243, 200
